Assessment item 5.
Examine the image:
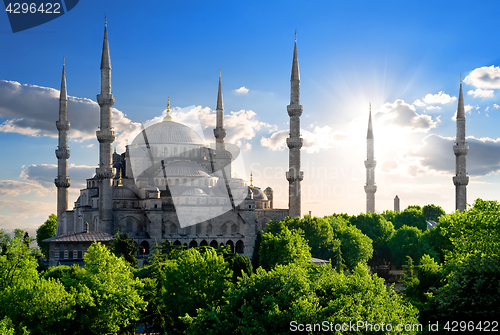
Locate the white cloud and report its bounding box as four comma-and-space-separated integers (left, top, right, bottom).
464, 65, 500, 89
234, 87, 249, 94
467, 88, 494, 98
426, 106, 442, 110
0, 80, 140, 152
494, 104, 500, 109
0, 199, 55, 230
260, 126, 348, 153
0, 180, 49, 197
422, 91, 457, 104
20, 163, 96, 188
413, 99, 426, 107
374, 99, 438, 132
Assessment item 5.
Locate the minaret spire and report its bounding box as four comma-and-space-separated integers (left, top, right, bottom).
286, 33, 303, 218
364, 104, 377, 213
55, 59, 71, 235
96, 20, 116, 234
214, 70, 226, 151
453, 76, 469, 211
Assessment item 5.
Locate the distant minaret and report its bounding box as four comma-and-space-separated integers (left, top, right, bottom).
364, 104, 377, 213
213, 70, 226, 151
394, 195, 400, 212
96, 19, 116, 233
286, 32, 303, 218
55, 59, 71, 235
453, 76, 469, 212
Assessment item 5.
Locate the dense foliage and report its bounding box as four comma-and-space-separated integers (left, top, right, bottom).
185, 263, 420, 335
36, 214, 57, 259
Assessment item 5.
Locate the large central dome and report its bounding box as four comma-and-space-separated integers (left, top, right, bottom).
131, 120, 206, 145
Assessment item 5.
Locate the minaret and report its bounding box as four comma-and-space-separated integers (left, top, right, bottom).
364, 104, 377, 213
286, 32, 304, 218
394, 195, 400, 212
96, 19, 116, 233
453, 76, 469, 212
55, 59, 71, 235
213, 70, 226, 151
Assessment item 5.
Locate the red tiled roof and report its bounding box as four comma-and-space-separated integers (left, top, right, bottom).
43, 231, 114, 243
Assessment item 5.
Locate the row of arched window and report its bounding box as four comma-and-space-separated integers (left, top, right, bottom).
172, 239, 244, 254
131, 146, 206, 158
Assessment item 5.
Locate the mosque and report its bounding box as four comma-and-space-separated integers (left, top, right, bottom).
44, 24, 304, 262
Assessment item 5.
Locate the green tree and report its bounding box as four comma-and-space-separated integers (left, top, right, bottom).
388, 225, 422, 268
73, 242, 146, 334
160, 248, 231, 334
36, 214, 57, 259
185, 263, 419, 335
259, 226, 311, 270
422, 204, 445, 221
393, 207, 427, 231
326, 215, 373, 269
348, 212, 394, 264
110, 231, 138, 267
435, 253, 500, 321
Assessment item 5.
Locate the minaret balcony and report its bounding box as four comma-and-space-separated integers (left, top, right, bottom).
95, 167, 115, 180
55, 148, 71, 159
453, 175, 469, 186
287, 105, 303, 117
453, 144, 469, 156
97, 94, 115, 106
54, 177, 71, 188
286, 137, 303, 149
364, 184, 377, 193
213, 128, 226, 139
96, 129, 116, 143
56, 120, 70, 131
364, 160, 377, 168
286, 170, 304, 182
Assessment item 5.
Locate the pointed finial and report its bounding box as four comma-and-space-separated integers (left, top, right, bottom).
163, 97, 173, 121
118, 169, 123, 187
250, 171, 253, 187
219, 69, 221, 78
460, 73, 462, 83
105, 14, 107, 27
113, 147, 116, 154
295, 30, 297, 42
63, 57, 65, 66
369, 103, 371, 112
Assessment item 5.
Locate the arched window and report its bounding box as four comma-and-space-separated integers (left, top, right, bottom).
206, 224, 213, 235
139, 241, 150, 255
173, 240, 181, 246
226, 240, 234, 253
169, 223, 177, 234
68, 244, 74, 260
77, 244, 83, 259
189, 240, 198, 248
200, 240, 208, 247
236, 240, 244, 254
231, 224, 238, 234
59, 244, 65, 260
220, 224, 227, 235
210, 240, 218, 248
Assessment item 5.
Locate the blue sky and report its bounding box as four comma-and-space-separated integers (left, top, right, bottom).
2, 0, 500, 233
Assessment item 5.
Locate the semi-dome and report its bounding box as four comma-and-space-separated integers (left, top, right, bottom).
162, 161, 210, 178
131, 121, 205, 146
113, 186, 139, 199
249, 186, 268, 201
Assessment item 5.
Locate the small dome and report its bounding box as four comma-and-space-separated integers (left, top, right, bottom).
163, 161, 210, 178
131, 121, 205, 146
182, 188, 209, 196
250, 186, 268, 201
113, 186, 139, 200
